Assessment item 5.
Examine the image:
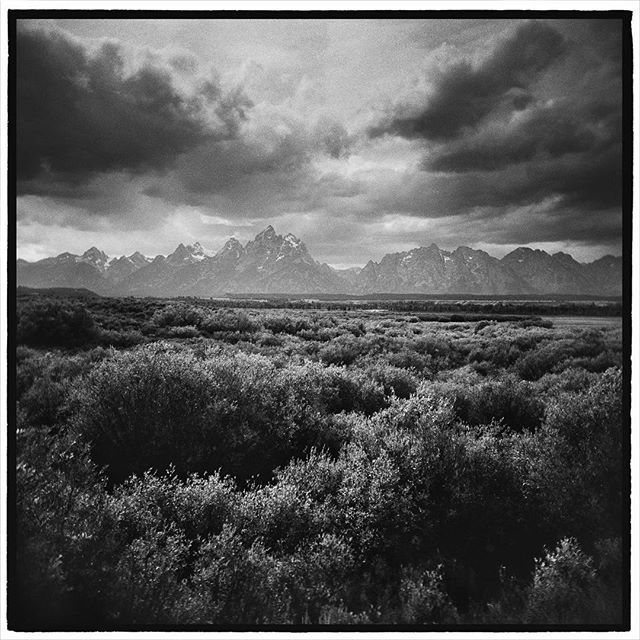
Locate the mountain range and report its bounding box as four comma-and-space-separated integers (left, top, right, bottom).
17, 226, 622, 297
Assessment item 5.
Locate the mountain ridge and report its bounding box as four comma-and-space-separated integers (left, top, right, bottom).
16, 227, 622, 297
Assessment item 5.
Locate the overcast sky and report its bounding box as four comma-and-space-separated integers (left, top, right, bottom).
16, 16, 623, 267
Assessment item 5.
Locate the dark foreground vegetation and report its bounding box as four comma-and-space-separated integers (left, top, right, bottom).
12, 293, 626, 628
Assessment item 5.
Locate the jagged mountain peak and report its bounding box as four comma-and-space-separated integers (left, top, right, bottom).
551, 251, 579, 263
589, 254, 620, 266
129, 251, 150, 265
79, 246, 110, 271
255, 225, 278, 241
246, 227, 306, 251
503, 247, 550, 260
241, 227, 313, 273
166, 241, 213, 265
82, 246, 108, 258
249, 226, 283, 251
216, 237, 245, 262
105, 252, 150, 266
191, 242, 214, 258
103, 251, 151, 282
453, 246, 493, 260
281, 233, 305, 252
408, 243, 440, 253
16, 236, 622, 297
220, 237, 243, 250
284, 232, 301, 246
166, 243, 189, 264
190, 241, 213, 255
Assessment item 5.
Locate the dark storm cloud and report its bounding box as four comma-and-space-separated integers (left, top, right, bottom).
369, 21, 567, 142
425, 100, 603, 173
16, 18, 624, 265
165, 127, 311, 198
422, 94, 622, 212
141, 113, 357, 217
16, 27, 248, 193
16, 25, 355, 218
586, 18, 624, 67
369, 141, 620, 221
316, 120, 353, 159
363, 17, 622, 240
489, 207, 622, 246
419, 100, 622, 214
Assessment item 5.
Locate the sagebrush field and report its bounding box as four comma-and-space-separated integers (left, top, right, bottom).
13, 293, 626, 628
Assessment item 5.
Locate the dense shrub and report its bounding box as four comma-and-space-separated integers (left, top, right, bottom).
109, 527, 191, 623
98, 328, 145, 347
516, 331, 621, 380
447, 377, 545, 431
397, 566, 458, 623
516, 347, 564, 380
525, 538, 599, 624
69, 344, 390, 482
363, 362, 418, 399
468, 338, 526, 371
474, 320, 492, 334
200, 309, 259, 333
180, 528, 358, 624
151, 304, 205, 328
261, 314, 313, 335
17, 299, 98, 347
70, 345, 288, 481
15, 430, 116, 628
318, 334, 364, 365
165, 325, 201, 338
12, 300, 625, 628
16, 347, 111, 428
525, 368, 623, 543
109, 469, 238, 542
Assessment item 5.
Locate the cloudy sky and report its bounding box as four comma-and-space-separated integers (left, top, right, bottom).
16, 16, 623, 267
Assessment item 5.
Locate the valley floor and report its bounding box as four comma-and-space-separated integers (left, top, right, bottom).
10, 293, 628, 629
